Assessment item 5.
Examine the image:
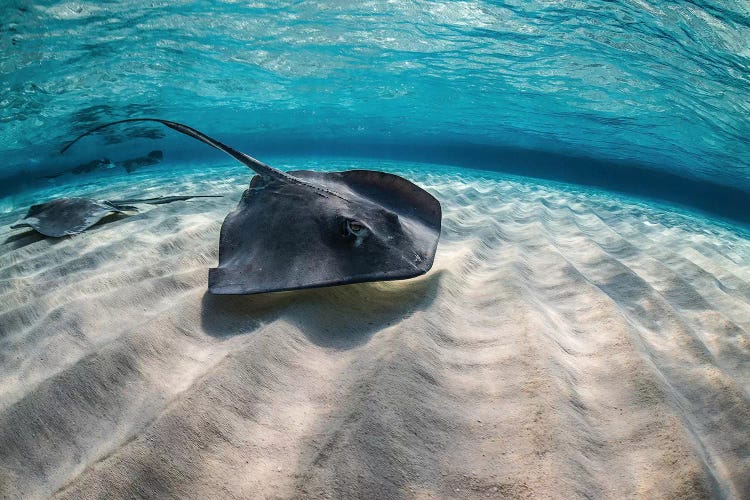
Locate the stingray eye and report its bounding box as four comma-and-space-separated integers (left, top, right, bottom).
343, 220, 368, 246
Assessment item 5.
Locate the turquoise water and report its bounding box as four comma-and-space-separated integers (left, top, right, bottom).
1, 1, 749, 222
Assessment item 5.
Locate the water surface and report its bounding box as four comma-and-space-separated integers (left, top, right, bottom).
1, 0, 748, 221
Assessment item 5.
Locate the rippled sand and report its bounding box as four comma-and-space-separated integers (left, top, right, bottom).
1, 164, 748, 499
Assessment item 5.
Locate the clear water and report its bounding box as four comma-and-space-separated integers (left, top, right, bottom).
1, 0, 749, 222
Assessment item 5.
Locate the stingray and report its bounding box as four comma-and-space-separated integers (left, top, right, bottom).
11, 195, 221, 238
62, 118, 442, 295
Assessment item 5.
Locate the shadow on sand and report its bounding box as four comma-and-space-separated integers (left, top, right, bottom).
2, 229, 49, 249
200, 270, 444, 349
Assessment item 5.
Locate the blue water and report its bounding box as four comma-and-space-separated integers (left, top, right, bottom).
1, 1, 749, 222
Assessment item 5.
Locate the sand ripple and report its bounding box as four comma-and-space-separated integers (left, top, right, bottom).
0, 167, 748, 499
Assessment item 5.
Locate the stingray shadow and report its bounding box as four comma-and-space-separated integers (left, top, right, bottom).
3, 229, 48, 249
200, 270, 444, 349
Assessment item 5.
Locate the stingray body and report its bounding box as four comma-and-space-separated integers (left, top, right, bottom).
11, 195, 221, 238
11, 198, 132, 238
210, 169, 441, 294
63, 119, 442, 295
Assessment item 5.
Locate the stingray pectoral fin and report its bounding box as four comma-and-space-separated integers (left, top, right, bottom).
61, 118, 286, 181
338, 170, 442, 230
10, 220, 32, 229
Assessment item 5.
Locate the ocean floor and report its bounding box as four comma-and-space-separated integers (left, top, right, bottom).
0, 160, 749, 498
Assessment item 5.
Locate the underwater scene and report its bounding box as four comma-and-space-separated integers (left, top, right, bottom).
1, 1, 749, 498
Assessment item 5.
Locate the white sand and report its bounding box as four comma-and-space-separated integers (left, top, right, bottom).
0, 163, 748, 499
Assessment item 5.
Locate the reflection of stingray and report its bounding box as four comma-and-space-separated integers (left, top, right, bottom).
71, 158, 113, 175
10, 195, 221, 238
125, 126, 165, 140
63, 118, 442, 295
117, 150, 163, 173
43, 158, 112, 179
42, 150, 163, 179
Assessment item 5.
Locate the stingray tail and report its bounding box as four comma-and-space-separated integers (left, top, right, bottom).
107, 195, 223, 206
60, 118, 288, 182
104, 201, 139, 212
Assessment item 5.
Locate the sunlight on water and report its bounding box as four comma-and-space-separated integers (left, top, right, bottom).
2, 1, 749, 190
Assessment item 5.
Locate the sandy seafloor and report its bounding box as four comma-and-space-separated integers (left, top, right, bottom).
0, 159, 748, 499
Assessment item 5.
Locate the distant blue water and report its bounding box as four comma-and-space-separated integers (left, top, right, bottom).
1, 1, 749, 222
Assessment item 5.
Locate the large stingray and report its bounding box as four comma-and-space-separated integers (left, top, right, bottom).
11, 195, 220, 237
62, 119, 442, 295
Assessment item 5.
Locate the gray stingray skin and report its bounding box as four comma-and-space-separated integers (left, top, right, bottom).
62, 118, 442, 295
209, 169, 441, 294
11, 195, 221, 237
10, 198, 130, 237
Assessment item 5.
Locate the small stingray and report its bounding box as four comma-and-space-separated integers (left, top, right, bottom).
62, 119, 442, 295
11, 195, 222, 238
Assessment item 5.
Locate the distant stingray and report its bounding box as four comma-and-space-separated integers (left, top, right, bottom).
62, 118, 442, 295
11, 195, 221, 238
